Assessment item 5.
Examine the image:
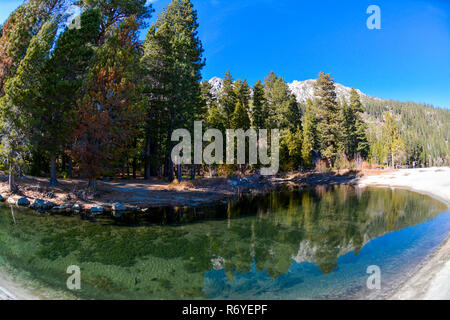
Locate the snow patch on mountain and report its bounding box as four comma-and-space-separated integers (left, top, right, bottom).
208, 77, 370, 104
208, 76, 223, 97
288, 80, 367, 104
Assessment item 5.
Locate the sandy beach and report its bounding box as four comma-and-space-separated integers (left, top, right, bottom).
357, 167, 450, 300
1, 167, 449, 300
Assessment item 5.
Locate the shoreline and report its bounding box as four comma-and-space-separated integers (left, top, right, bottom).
357, 167, 450, 300
1, 167, 449, 300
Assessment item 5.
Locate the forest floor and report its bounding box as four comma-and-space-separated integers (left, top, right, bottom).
0, 170, 363, 210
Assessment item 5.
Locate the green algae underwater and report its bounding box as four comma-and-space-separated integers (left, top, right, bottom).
0, 185, 448, 299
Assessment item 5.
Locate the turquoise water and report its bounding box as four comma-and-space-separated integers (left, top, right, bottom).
0, 185, 448, 299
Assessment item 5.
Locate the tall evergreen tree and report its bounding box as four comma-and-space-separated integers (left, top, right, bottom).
141, 0, 204, 181
263, 71, 299, 130
301, 99, 316, 168
71, 16, 142, 189
78, 0, 152, 45
350, 88, 369, 159
36, 9, 101, 185
234, 79, 251, 113
0, 21, 58, 192
0, 0, 66, 96
251, 80, 266, 129
231, 101, 251, 130
314, 72, 340, 167
219, 70, 237, 127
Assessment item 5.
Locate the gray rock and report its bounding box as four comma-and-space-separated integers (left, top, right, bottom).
112, 202, 126, 211
31, 199, 55, 210
17, 197, 30, 206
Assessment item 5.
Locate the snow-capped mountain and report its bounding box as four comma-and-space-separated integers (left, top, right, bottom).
288, 79, 367, 104
208, 77, 369, 104
208, 76, 223, 97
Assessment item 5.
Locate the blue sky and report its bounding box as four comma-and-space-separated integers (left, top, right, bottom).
1, 0, 449, 108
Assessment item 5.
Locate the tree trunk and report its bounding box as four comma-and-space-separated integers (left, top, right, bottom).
68, 157, 73, 179
9, 163, 17, 193
177, 163, 182, 181
62, 154, 66, 172
132, 158, 137, 180
190, 165, 195, 180
144, 135, 151, 180
88, 177, 97, 190
49, 155, 59, 186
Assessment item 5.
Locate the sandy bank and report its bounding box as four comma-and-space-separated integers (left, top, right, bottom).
358, 167, 450, 300
357, 167, 450, 206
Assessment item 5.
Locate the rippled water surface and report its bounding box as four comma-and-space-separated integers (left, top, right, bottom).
0, 186, 448, 299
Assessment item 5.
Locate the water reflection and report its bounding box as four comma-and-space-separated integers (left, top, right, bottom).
0, 185, 447, 299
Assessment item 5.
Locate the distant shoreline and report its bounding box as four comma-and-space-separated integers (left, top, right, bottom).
1, 167, 449, 300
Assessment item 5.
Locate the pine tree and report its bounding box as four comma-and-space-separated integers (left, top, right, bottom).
0, 21, 58, 192
301, 99, 316, 168
0, 0, 66, 96
339, 99, 355, 157
280, 126, 302, 171
251, 80, 266, 129
350, 89, 369, 159
231, 101, 251, 130
219, 70, 237, 127
234, 79, 251, 113
71, 16, 142, 190
37, 9, 101, 185
141, 0, 204, 181
79, 0, 152, 45
314, 72, 340, 167
263, 71, 299, 130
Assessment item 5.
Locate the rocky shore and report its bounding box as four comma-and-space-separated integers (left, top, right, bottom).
0, 171, 358, 216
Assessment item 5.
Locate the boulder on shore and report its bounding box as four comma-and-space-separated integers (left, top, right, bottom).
31, 199, 55, 210
17, 197, 30, 207
90, 206, 103, 214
